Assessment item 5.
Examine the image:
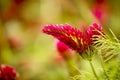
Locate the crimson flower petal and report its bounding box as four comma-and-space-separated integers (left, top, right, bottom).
42, 24, 85, 54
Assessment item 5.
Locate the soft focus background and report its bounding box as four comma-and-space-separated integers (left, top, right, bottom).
0, 0, 120, 80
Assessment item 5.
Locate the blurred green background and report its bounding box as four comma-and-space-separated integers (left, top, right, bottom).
0, 0, 120, 80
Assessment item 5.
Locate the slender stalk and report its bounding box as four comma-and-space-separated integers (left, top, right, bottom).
66, 57, 80, 80
101, 61, 110, 80
108, 28, 119, 43
89, 60, 99, 80
99, 55, 110, 80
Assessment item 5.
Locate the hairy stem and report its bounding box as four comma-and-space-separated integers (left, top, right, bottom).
99, 55, 110, 80
89, 60, 99, 80
66, 57, 80, 80
108, 28, 119, 43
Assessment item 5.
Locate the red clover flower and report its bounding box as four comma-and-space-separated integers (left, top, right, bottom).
42, 23, 103, 56
0, 64, 18, 80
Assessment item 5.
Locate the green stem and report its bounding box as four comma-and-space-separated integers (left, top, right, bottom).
99, 55, 110, 80
89, 60, 99, 80
66, 58, 80, 80
101, 63, 110, 80
108, 28, 119, 43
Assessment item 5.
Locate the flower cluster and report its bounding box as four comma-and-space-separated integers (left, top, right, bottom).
42, 23, 103, 56
0, 64, 18, 80
87, 23, 103, 41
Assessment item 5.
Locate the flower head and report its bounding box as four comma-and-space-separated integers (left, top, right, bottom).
87, 23, 102, 36
42, 24, 86, 54
42, 23, 104, 56
0, 64, 18, 80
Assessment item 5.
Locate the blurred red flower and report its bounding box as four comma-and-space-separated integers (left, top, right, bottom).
8, 37, 22, 50
14, 0, 25, 5
91, 0, 109, 24
56, 40, 73, 58
0, 65, 18, 80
